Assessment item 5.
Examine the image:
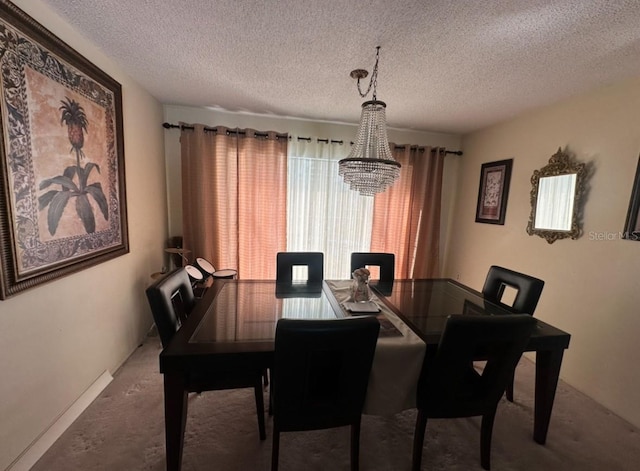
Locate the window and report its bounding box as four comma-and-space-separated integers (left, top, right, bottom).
287, 140, 373, 279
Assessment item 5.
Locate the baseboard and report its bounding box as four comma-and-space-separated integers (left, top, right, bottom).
7, 370, 113, 471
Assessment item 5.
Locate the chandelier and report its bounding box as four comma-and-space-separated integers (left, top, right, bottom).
339, 47, 401, 196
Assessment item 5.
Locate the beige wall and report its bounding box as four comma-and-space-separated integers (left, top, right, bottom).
163, 105, 462, 269
446, 76, 640, 429
0, 2, 167, 469
4, 1, 637, 465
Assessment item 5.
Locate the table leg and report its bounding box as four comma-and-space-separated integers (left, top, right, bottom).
164, 373, 188, 471
534, 348, 564, 444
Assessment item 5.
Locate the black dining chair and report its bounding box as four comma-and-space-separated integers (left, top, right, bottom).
145, 268, 267, 440
482, 265, 544, 401
350, 252, 395, 283
271, 317, 380, 471
412, 314, 536, 471
276, 251, 324, 283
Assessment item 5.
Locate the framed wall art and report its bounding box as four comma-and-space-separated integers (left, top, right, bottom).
475, 158, 513, 225
622, 155, 640, 241
0, 3, 128, 299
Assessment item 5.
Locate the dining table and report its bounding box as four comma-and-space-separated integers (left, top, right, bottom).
158, 278, 570, 471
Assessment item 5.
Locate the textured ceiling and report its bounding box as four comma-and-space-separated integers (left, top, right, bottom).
41, 0, 640, 134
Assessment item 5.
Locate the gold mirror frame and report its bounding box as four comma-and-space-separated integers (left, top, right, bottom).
526, 148, 587, 244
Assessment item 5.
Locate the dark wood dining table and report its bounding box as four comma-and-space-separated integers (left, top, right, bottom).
159, 278, 570, 471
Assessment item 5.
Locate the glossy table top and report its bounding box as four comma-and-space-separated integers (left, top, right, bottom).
372, 279, 571, 349
191, 281, 339, 343
160, 278, 570, 372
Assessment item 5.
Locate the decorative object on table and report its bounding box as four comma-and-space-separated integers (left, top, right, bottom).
165, 247, 191, 266
338, 47, 401, 196
350, 267, 372, 303
193, 257, 237, 280
193, 257, 216, 279
150, 267, 169, 281
212, 269, 238, 279
350, 252, 395, 283
166, 236, 186, 267
475, 158, 513, 225
343, 300, 381, 314
622, 154, 640, 241
0, 3, 128, 299
185, 265, 204, 284
526, 147, 588, 244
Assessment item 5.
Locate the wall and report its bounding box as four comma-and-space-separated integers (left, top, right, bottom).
445, 76, 640, 428
163, 105, 462, 270
0, 2, 167, 469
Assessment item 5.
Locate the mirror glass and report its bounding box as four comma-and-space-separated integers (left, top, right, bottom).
534, 174, 577, 231
526, 148, 586, 243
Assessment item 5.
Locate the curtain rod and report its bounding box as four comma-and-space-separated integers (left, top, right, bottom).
162, 122, 287, 139
162, 122, 463, 156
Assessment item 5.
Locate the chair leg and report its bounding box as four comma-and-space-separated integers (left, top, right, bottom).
254, 378, 266, 440
506, 356, 521, 402
411, 410, 428, 471
480, 410, 497, 470
350, 420, 361, 471
263, 368, 269, 388
505, 372, 515, 402
271, 428, 280, 471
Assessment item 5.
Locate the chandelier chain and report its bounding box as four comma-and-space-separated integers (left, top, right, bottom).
356, 46, 380, 99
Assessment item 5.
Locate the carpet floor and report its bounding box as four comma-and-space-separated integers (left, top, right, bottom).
32, 332, 640, 470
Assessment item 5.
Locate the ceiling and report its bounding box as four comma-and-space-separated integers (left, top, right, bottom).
41, 0, 640, 135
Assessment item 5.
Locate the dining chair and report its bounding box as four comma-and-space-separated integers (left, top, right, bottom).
350, 252, 395, 283
276, 251, 324, 283
271, 317, 380, 471
412, 314, 536, 471
481, 265, 544, 401
145, 268, 267, 440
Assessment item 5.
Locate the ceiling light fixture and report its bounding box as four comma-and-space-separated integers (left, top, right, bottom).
339, 46, 401, 196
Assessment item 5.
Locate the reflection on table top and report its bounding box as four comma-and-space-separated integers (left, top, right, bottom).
161, 279, 570, 367
372, 279, 570, 348
191, 281, 339, 343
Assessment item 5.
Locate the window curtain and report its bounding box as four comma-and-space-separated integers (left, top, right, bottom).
287, 138, 374, 279
180, 124, 288, 279
371, 146, 445, 278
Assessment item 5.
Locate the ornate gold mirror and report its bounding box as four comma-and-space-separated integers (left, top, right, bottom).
526, 148, 587, 244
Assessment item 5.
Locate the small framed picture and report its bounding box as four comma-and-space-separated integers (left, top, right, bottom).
475, 159, 513, 225
622, 155, 640, 241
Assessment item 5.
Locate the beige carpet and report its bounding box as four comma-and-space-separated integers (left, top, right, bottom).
32, 332, 640, 471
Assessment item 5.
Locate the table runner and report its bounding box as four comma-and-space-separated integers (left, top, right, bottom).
326, 280, 426, 416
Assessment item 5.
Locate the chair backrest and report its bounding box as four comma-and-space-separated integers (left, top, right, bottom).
276, 252, 324, 283
350, 252, 395, 283
481, 265, 544, 315
273, 317, 380, 431
145, 268, 196, 348
417, 314, 536, 417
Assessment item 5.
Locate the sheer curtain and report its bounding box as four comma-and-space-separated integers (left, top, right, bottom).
180, 124, 288, 279
371, 146, 445, 278
287, 138, 374, 279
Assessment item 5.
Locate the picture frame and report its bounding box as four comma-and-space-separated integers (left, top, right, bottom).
0, 3, 128, 299
622, 155, 640, 241
475, 158, 513, 225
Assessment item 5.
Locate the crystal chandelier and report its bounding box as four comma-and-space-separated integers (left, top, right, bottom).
339, 47, 401, 196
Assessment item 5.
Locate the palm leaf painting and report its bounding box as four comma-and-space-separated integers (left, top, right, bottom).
38, 97, 108, 235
